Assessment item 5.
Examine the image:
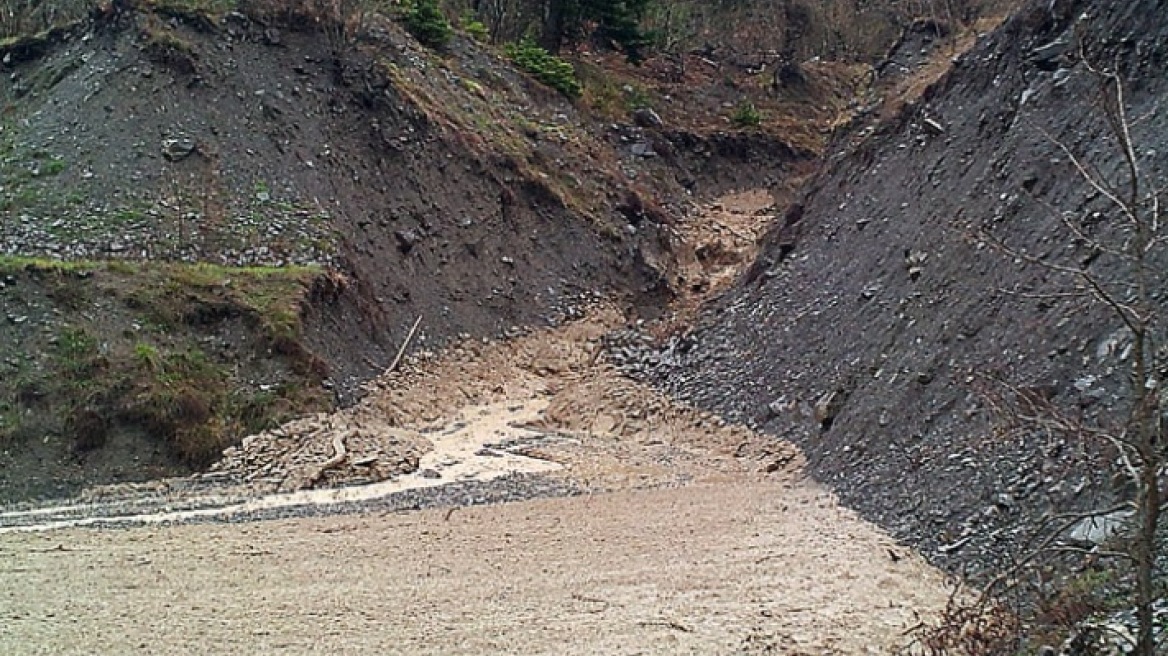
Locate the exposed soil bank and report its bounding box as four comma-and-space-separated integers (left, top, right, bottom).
652, 0, 1168, 579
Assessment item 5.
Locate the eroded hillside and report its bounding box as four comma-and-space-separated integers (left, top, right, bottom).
0, 0, 852, 499
653, 0, 1168, 590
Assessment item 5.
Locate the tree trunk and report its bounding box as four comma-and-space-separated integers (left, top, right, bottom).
1135, 448, 1159, 656
541, 0, 567, 52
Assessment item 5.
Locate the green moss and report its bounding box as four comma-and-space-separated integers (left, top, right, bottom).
38, 159, 66, 176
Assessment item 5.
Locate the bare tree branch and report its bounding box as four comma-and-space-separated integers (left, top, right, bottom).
975, 228, 1144, 332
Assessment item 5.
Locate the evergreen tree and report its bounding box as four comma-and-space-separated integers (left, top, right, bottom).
540, 0, 650, 63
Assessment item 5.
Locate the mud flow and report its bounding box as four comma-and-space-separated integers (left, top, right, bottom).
0, 193, 956, 654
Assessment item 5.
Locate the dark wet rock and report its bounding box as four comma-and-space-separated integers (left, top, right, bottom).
161, 135, 196, 160
632, 107, 663, 129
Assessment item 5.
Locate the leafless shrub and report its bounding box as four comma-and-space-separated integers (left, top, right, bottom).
957, 47, 1166, 656
908, 584, 1022, 655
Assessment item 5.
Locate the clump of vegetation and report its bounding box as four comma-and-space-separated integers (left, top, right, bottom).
0, 258, 331, 467
403, 0, 452, 49
576, 64, 653, 120
39, 158, 67, 176
624, 84, 652, 110
731, 100, 763, 128
505, 38, 581, 98
460, 11, 489, 42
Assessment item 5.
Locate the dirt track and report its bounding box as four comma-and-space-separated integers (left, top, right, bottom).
0, 192, 954, 654
2, 480, 948, 655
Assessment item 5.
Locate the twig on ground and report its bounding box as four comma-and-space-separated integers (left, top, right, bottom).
386, 315, 424, 375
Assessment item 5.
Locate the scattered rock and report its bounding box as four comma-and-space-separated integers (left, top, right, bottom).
1068, 509, 1133, 545
161, 136, 196, 161
630, 141, 656, 158
395, 229, 419, 254
631, 108, 663, 128
209, 412, 428, 493
813, 390, 845, 429
904, 249, 928, 281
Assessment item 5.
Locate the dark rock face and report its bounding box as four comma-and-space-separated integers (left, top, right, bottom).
654, 0, 1168, 578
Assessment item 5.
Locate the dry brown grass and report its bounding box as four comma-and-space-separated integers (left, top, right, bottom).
0, 259, 332, 467
875, 13, 1010, 123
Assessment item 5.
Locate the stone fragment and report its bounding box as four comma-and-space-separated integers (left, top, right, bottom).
161, 136, 196, 161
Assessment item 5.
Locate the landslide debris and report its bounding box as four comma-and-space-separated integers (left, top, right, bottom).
0, 188, 796, 518
0, 0, 841, 501
0, 7, 649, 500
650, 0, 1168, 584
0, 0, 1024, 517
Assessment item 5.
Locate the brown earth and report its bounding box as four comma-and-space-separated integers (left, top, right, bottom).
1, 481, 950, 656
0, 191, 959, 654
0, 2, 840, 499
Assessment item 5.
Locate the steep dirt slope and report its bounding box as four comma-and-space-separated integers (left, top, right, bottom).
652, 0, 1168, 578
2, 8, 768, 390
0, 5, 831, 501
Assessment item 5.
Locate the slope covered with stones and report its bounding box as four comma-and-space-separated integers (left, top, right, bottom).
653, 0, 1168, 578
0, 9, 679, 392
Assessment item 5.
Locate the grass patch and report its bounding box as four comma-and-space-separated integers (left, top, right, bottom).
579, 64, 654, 120
38, 159, 66, 176
0, 258, 331, 466
0, 255, 103, 275
731, 100, 763, 128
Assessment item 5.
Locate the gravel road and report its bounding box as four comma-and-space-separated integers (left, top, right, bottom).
1, 480, 948, 655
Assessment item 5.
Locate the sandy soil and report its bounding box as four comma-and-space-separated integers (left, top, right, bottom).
1, 480, 948, 656
0, 192, 954, 654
